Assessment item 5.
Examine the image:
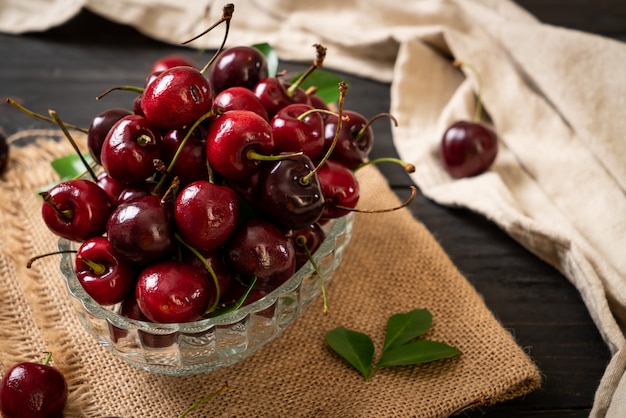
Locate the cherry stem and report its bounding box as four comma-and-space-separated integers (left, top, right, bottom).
287, 44, 327, 97
182, 4, 235, 75
296, 108, 340, 122
26, 250, 77, 268
6, 98, 88, 134
356, 112, 398, 142
42, 352, 52, 366
355, 157, 415, 173
77, 255, 106, 276
175, 233, 221, 314
160, 176, 180, 205
246, 149, 303, 162
178, 383, 229, 418
454, 59, 483, 123
334, 185, 417, 214
300, 81, 348, 185
39, 191, 73, 220
295, 235, 328, 315
95, 85, 144, 101
49, 109, 98, 182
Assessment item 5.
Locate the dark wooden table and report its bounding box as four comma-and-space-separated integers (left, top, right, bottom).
1, 3, 623, 416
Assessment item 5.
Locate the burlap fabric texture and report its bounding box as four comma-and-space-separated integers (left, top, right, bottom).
0, 131, 540, 417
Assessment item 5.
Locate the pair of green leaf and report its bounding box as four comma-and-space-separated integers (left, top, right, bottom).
325, 309, 461, 380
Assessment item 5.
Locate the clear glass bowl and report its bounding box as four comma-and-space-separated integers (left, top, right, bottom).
58, 213, 354, 376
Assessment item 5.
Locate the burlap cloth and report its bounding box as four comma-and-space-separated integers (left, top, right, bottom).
0, 131, 540, 417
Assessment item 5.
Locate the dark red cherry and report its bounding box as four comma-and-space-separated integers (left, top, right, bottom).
142, 66, 213, 130
208, 45, 269, 94
149, 54, 197, 75
441, 120, 498, 178
323, 110, 373, 169
86, 108, 133, 165
161, 127, 209, 187
96, 171, 126, 206
213, 86, 269, 120
254, 77, 311, 119
317, 160, 360, 219
286, 222, 326, 270
270, 103, 325, 160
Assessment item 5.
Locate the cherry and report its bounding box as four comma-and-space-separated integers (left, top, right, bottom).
253, 77, 311, 119
86, 108, 132, 165
0, 131, 9, 174
110, 295, 178, 348
286, 222, 326, 270
440, 121, 498, 178
224, 219, 296, 291
106, 194, 176, 265
96, 171, 126, 206
323, 110, 374, 169
116, 181, 156, 205
141, 66, 213, 130
161, 126, 209, 187
213, 86, 269, 120
0, 353, 68, 418
100, 114, 163, 185
256, 153, 325, 230
317, 160, 360, 219
174, 180, 240, 252
75, 236, 137, 306
270, 103, 325, 160
149, 54, 197, 75
40, 179, 113, 242
135, 260, 213, 323
205, 109, 275, 181
441, 60, 498, 178
208, 45, 269, 94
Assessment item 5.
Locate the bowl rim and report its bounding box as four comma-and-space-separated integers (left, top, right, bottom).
59, 212, 354, 333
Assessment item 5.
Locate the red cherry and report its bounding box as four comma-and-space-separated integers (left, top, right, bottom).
86, 108, 132, 165
213, 86, 269, 120
142, 66, 213, 130
208, 45, 269, 94
270, 103, 325, 161
149, 54, 196, 75
317, 160, 360, 219
0, 354, 68, 418
254, 77, 311, 119
323, 110, 373, 169
161, 127, 209, 187
441, 120, 498, 178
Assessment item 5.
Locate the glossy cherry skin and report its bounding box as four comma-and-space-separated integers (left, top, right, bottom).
323, 110, 373, 169
149, 54, 196, 75
206, 110, 275, 181
441, 120, 498, 178
96, 171, 126, 206
142, 66, 213, 130
208, 45, 269, 94
161, 127, 209, 187
116, 181, 156, 205
254, 77, 311, 119
40, 179, 113, 242
87, 108, 132, 165
106, 195, 176, 265
0, 131, 8, 174
317, 160, 360, 219
256, 154, 325, 230
100, 114, 163, 185
213, 86, 269, 120
75, 236, 137, 306
0, 358, 68, 418
286, 222, 326, 270
136, 260, 213, 323
174, 180, 240, 252
270, 103, 325, 160
224, 219, 296, 291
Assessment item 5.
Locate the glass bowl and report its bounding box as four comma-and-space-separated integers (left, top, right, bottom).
58, 213, 354, 376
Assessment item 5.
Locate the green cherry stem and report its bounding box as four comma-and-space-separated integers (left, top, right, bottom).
287, 43, 327, 97
42, 352, 53, 366
356, 112, 398, 142
334, 186, 417, 214
175, 233, 221, 314
300, 80, 349, 186
296, 235, 329, 315
178, 383, 229, 418
296, 107, 340, 121
453, 59, 483, 123
6, 98, 88, 134
246, 149, 303, 162
77, 255, 106, 276
49, 109, 98, 182
95, 85, 144, 101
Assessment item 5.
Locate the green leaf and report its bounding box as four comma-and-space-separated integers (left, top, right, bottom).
383, 308, 433, 352
377, 340, 461, 369
290, 69, 347, 104
50, 153, 93, 180
253, 42, 279, 77
326, 327, 375, 379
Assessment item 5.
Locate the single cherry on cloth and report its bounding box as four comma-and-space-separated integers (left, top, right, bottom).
208, 45, 269, 94
86, 107, 132, 165
100, 114, 163, 185
75, 236, 137, 306
142, 66, 213, 130
174, 180, 240, 252
205, 109, 275, 181
40, 179, 113, 242
0, 353, 68, 418
224, 219, 296, 292
440, 120, 498, 178
135, 260, 213, 323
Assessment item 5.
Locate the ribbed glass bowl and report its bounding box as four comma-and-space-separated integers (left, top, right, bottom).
58, 213, 354, 376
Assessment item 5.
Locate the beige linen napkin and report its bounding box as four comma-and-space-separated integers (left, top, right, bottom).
1, 0, 625, 415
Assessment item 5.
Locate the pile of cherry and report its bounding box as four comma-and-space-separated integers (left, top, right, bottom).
35, 42, 392, 326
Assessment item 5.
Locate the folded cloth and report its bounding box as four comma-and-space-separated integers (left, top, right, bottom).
0, 132, 540, 417
1, 0, 625, 415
